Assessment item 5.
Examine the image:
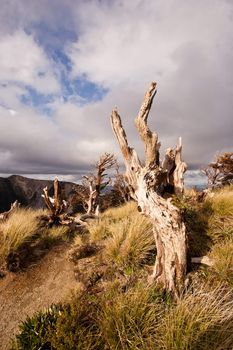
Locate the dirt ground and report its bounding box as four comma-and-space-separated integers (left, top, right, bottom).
0, 244, 80, 350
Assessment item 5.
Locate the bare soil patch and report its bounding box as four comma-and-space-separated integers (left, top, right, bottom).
0, 244, 80, 350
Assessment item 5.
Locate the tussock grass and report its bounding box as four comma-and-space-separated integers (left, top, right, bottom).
89, 201, 137, 242
47, 225, 70, 241
157, 285, 233, 350
209, 237, 233, 285
7, 188, 233, 349
0, 208, 39, 263
88, 220, 112, 241
180, 185, 233, 257
104, 213, 154, 269
14, 282, 233, 350
98, 283, 161, 349
207, 185, 233, 242
0, 209, 71, 268
102, 201, 137, 221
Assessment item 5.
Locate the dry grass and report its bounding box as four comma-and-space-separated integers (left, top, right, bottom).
0, 209, 71, 268
88, 220, 112, 241
102, 201, 137, 219
89, 201, 137, 242
11, 188, 233, 350
157, 284, 233, 350
98, 283, 161, 350
47, 225, 70, 240
209, 237, 233, 285
104, 213, 154, 269
207, 185, 233, 242
0, 208, 39, 264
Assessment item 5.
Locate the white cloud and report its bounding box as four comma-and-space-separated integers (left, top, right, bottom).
0, 0, 232, 179
69, 0, 232, 86
67, 0, 233, 167
0, 30, 59, 94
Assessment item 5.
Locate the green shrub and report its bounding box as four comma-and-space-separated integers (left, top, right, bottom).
47, 293, 102, 350
12, 304, 60, 350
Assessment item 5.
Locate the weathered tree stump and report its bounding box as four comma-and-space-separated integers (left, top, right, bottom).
111, 82, 187, 295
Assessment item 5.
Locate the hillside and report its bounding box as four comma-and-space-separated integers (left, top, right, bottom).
0, 175, 77, 212
0, 186, 232, 349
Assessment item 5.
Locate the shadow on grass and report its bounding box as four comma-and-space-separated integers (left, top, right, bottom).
6, 227, 73, 272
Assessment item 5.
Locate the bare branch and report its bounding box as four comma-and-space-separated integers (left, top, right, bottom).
111, 109, 141, 193
0, 200, 20, 221
111, 109, 134, 163
173, 137, 187, 196
42, 186, 55, 214
135, 81, 159, 167
54, 178, 63, 215
191, 256, 214, 267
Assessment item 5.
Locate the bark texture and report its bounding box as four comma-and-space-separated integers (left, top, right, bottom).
111, 82, 187, 294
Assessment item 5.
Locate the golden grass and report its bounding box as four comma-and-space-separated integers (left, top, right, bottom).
88, 220, 112, 241
206, 185, 233, 242
47, 225, 70, 240
209, 237, 233, 285
98, 283, 160, 349
88, 201, 137, 242
0, 209, 72, 266
104, 213, 154, 268
157, 284, 233, 350
0, 208, 39, 263
102, 201, 137, 221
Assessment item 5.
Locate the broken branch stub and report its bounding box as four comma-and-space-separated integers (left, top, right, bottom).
111, 81, 187, 295
0, 200, 20, 221
42, 178, 66, 225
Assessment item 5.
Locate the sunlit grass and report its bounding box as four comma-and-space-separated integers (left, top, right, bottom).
98, 283, 161, 349
209, 237, 233, 285
0, 208, 39, 263
104, 213, 154, 269
157, 284, 233, 350
207, 185, 233, 242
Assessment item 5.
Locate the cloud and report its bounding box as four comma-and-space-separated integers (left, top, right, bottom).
0, 30, 59, 94
68, 0, 233, 166
0, 0, 232, 185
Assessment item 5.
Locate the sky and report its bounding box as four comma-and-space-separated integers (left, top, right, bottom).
0, 0, 232, 185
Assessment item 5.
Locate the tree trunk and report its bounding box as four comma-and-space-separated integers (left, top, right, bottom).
111, 82, 187, 295
135, 170, 187, 293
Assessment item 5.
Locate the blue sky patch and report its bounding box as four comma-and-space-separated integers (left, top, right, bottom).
20, 87, 56, 115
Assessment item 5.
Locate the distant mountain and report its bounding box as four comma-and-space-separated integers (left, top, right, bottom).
0, 175, 77, 212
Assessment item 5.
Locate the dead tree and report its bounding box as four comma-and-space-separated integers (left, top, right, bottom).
42, 178, 68, 226
75, 153, 116, 215
111, 82, 187, 295
202, 152, 233, 188
0, 200, 20, 221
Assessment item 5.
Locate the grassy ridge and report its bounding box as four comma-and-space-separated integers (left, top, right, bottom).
5, 185, 233, 349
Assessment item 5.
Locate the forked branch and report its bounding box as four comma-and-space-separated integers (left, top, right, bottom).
135, 81, 159, 167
